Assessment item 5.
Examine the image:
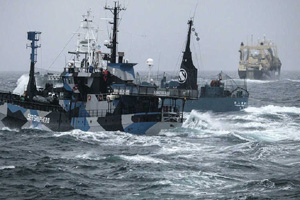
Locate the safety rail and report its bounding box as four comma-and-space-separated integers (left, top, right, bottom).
0, 91, 63, 112
162, 112, 183, 123
112, 85, 198, 99
79, 107, 183, 122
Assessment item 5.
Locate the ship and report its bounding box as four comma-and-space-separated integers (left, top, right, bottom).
184, 72, 249, 112
0, 3, 198, 134
238, 37, 282, 80
161, 72, 249, 112
160, 20, 249, 112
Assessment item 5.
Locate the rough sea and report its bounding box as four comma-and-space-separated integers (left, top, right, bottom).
0, 71, 300, 199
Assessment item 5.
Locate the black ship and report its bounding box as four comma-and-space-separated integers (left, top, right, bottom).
0, 3, 198, 134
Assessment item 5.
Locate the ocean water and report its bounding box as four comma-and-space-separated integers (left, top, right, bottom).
0, 71, 300, 199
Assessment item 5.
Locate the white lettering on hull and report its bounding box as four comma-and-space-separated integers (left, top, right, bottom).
27, 114, 50, 124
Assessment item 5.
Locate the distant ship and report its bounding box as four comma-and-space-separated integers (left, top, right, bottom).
238, 37, 282, 80
0, 3, 198, 134
184, 72, 249, 112
160, 20, 249, 112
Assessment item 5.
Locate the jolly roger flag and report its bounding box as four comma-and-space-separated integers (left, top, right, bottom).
177, 20, 198, 90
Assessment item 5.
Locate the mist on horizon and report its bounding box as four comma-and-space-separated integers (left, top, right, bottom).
0, 0, 299, 74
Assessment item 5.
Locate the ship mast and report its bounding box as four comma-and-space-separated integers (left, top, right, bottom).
26, 31, 41, 101
104, 1, 126, 63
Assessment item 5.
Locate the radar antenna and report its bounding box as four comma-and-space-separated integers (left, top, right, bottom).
104, 1, 126, 63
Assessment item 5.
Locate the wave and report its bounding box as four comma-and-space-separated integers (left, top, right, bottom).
54, 129, 163, 148
246, 79, 278, 84
0, 166, 15, 170
1, 127, 19, 132
183, 110, 231, 135
120, 155, 168, 164
286, 79, 300, 83
182, 106, 300, 142
54, 129, 111, 142
244, 105, 300, 114
74, 152, 105, 161
13, 74, 28, 95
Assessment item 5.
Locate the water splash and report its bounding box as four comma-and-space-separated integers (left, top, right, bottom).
12, 74, 28, 95
182, 106, 300, 142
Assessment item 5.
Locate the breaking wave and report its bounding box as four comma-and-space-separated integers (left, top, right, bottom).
244, 105, 300, 115
0, 166, 15, 170
183, 105, 300, 142
120, 155, 169, 164
286, 79, 300, 83
12, 74, 28, 95
246, 79, 278, 84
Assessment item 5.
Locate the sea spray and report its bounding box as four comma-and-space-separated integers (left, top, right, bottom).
12, 74, 28, 95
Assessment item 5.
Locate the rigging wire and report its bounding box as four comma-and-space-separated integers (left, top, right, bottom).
47, 27, 80, 71
195, 36, 205, 81
40, 34, 43, 70
192, 38, 200, 71
192, 2, 199, 19
173, 32, 187, 78
104, 1, 110, 41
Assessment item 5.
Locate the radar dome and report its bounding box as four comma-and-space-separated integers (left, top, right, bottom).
146, 58, 153, 66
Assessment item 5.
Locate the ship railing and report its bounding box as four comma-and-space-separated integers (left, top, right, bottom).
14, 101, 62, 112
79, 107, 184, 120
224, 83, 247, 93
112, 86, 198, 99
0, 98, 62, 112
0, 91, 63, 112
161, 112, 183, 123
166, 89, 198, 99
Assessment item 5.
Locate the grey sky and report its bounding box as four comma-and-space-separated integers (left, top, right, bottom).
0, 0, 299, 73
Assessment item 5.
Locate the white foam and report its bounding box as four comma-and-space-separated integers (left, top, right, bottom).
182, 106, 300, 142
245, 105, 300, 115
75, 152, 104, 161
54, 129, 164, 148
54, 129, 112, 142
287, 79, 300, 83
183, 110, 230, 135
246, 79, 277, 84
1, 127, 19, 132
13, 74, 29, 95
120, 155, 168, 164
0, 166, 15, 170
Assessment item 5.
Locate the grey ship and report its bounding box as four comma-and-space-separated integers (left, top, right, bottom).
160, 20, 249, 112
184, 72, 249, 112
238, 37, 282, 80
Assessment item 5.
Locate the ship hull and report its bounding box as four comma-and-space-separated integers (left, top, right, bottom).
238, 68, 280, 80
238, 68, 263, 80
184, 97, 248, 112
0, 103, 181, 134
